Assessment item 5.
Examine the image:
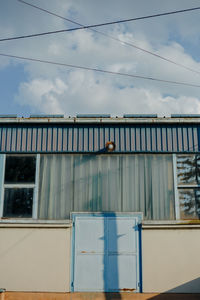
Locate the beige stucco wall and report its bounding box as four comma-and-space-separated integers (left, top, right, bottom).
142, 226, 200, 293
1, 223, 200, 294
0, 225, 71, 292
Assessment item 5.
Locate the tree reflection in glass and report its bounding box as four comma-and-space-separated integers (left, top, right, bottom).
177, 155, 200, 220
177, 155, 197, 185
179, 189, 200, 219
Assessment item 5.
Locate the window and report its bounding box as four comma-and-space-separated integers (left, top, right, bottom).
0, 153, 177, 221
38, 154, 175, 220
176, 155, 200, 220
0, 155, 39, 219
5, 156, 36, 184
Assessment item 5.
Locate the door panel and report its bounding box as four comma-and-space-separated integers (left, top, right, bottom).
108, 218, 137, 253
75, 254, 104, 291
72, 214, 141, 292
76, 218, 105, 253
107, 254, 138, 291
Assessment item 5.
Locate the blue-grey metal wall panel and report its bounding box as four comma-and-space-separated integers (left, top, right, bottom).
0, 124, 199, 153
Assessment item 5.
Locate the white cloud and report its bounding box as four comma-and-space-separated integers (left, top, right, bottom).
15, 78, 68, 113
15, 70, 200, 116
1, 0, 200, 115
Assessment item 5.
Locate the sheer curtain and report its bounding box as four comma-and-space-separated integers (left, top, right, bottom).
122, 155, 174, 219
38, 154, 175, 220
73, 155, 121, 212
38, 154, 74, 219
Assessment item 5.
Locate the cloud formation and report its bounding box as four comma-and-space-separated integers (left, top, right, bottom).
1, 0, 200, 116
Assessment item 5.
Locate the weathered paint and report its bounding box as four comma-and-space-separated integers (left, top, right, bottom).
72, 213, 142, 293
0, 123, 199, 153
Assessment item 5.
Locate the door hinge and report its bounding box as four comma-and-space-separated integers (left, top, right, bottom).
71, 281, 74, 288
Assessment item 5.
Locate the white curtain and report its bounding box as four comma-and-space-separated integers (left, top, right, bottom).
38, 154, 175, 220
122, 155, 174, 219
38, 154, 74, 219
73, 155, 121, 212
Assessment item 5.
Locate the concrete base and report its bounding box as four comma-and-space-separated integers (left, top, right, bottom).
1, 292, 200, 300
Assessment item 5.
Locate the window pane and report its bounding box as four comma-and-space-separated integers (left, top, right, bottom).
122, 155, 175, 220
5, 156, 36, 183
3, 188, 33, 218
38, 155, 73, 220
179, 189, 200, 220
197, 155, 200, 184
38, 154, 175, 220
177, 155, 197, 185
73, 155, 121, 213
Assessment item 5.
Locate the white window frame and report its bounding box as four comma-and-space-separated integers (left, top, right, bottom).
175, 153, 200, 220
0, 154, 40, 220
2, 152, 198, 223
0, 154, 6, 218
173, 154, 180, 220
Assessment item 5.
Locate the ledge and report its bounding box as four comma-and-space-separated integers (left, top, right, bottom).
142, 220, 200, 229
1, 116, 200, 124
0, 220, 72, 228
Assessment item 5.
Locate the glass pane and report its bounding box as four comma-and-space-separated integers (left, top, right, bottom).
3, 188, 33, 218
73, 155, 121, 212
179, 189, 200, 219
38, 154, 73, 220
38, 153, 175, 220
196, 155, 200, 184
177, 155, 197, 185
122, 154, 175, 220
5, 156, 36, 183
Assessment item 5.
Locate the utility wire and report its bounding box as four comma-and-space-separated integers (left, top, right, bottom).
0, 52, 200, 88
17, 0, 200, 25
2, 4, 200, 42
15, 0, 200, 76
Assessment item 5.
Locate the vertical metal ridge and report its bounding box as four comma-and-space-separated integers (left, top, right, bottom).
198, 126, 200, 152
0, 124, 198, 153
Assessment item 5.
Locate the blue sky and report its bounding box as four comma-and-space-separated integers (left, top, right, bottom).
1, 0, 200, 117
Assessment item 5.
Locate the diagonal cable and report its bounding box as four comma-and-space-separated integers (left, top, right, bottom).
0, 52, 200, 88
14, 0, 200, 76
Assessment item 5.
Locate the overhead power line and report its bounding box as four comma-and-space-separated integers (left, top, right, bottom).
14, 0, 200, 76
0, 52, 200, 88
2, 4, 200, 43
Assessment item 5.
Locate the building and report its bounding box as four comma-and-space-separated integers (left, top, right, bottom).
0, 114, 200, 296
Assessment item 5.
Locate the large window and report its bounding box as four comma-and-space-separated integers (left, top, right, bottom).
2, 153, 192, 221
38, 154, 175, 220
0, 155, 38, 218
176, 155, 200, 220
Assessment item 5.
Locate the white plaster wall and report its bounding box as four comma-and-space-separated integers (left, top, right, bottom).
142, 228, 200, 293
0, 226, 71, 292
1, 224, 200, 294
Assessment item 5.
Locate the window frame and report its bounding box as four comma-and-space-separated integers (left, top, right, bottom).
175, 153, 200, 220
0, 152, 199, 223
173, 154, 180, 219
0, 154, 40, 220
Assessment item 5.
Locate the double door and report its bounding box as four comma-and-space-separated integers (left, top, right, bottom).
71, 213, 142, 292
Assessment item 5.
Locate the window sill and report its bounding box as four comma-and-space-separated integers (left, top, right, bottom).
0, 219, 72, 228
142, 220, 200, 229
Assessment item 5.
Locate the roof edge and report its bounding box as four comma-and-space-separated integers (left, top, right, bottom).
0, 116, 200, 124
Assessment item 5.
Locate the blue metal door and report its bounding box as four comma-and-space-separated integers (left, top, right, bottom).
71, 213, 142, 292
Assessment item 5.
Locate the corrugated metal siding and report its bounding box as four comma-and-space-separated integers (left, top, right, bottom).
0, 124, 199, 153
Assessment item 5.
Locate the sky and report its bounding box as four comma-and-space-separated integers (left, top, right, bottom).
1, 0, 200, 117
